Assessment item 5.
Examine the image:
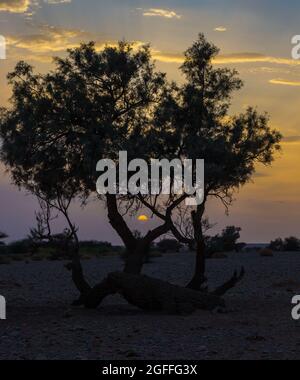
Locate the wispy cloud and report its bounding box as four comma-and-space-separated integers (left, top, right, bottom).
0, 0, 30, 13
151, 51, 300, 67
141, 8, 181, 19
214, 26, 227, 32
6, 30, 144, 62
7, 24, 87, 60
269, 78, 300, 86
213, 53, 300, 66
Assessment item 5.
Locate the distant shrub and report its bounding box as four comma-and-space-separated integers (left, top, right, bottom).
269, 238, 284, 252
205, 236, 224, 257
269, 237, 300, 252
6, 239, 32, 255
205, 226, 242, 256
157, 239, 182, 253
284, 237, 300, 252
220, 226, 241, 252
79, 241, 113, 255
260, 248, 274, 257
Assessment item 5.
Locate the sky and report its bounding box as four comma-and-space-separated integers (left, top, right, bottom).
0, 0, 300, 244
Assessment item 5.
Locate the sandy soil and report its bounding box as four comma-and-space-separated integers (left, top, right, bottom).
0, 251, 300, 360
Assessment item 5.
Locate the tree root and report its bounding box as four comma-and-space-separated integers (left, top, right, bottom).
77, 272, 225, 314
65, 262, 243, 314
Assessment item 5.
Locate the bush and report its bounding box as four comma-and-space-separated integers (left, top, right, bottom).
205, 226, 242, 256
269, 237, 300, 252
205, 236, 224, 257
284, 237, 300, 252
269, 238, 284, 252
79, 241, 113, 256
157, 239, 182, 253
220, 226, 241, 252
260, 248, 274, 257
6, 239, 32, 255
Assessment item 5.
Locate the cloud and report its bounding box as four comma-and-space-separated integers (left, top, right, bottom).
214, 26, 227, 32
151, 51, 183, 63
269, 78, 300, 86
141, 8, 181, 19
150, 51, 300, 67
0, 0, 30, 13
213, 53, 300, 66
7, 24, 87, 54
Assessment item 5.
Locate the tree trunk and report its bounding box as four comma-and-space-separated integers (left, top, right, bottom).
187, 203, 207, 291
71, 195, 172, 309
124, 240, 150, 275
95, 272, 224, 314
186, 238, 206, 290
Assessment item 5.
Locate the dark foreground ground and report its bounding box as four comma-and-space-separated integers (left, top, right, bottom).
0, 251, 300, 360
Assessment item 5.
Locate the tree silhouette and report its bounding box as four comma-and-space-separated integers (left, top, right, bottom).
0, 231, 8, 246
0, 35, 281, 311
150, 34, 282, 290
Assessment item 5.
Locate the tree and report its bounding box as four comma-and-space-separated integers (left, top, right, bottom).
157, 239, 182, 253
0, 35, 281, 311
220, 226, 242, 252
204, 226, 241, 257
0, 231, 8, 246
283, 237, 300, 252
269, 238, 284, 252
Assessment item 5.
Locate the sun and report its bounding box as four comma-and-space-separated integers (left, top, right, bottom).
138, 215, 149, 222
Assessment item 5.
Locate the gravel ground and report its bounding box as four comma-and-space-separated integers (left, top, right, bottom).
0, 251, 300, 360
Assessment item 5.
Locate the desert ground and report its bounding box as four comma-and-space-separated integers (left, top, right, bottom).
0, 251, 300, 360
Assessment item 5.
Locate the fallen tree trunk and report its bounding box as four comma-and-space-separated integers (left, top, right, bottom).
85, 272, 225, 314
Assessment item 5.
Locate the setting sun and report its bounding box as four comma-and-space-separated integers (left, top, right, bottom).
137, 215, 149, 222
